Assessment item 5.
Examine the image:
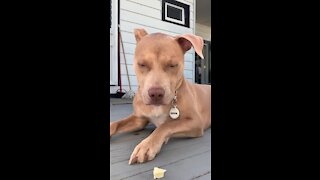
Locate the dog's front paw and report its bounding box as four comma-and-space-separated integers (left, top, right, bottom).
128, 138, 162, 165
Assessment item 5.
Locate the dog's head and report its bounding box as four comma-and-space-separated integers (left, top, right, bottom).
133, 28, 204, 106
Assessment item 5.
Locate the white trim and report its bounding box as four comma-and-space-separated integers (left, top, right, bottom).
110, 0, 118, 85
192, 0, 196, 83
164, 2, 185, 25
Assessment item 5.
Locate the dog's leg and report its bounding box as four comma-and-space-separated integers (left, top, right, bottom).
128, 119, 203, 164
110, 115, 149, 138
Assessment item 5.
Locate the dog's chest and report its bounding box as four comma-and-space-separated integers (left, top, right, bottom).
146, 107, 168, 127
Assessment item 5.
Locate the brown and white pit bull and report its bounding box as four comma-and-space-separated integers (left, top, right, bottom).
110, 28, 211, 165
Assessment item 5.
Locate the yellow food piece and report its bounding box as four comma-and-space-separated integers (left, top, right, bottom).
153, 167, 167, 179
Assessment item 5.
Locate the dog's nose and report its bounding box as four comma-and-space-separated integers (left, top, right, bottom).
148, 87, 165, 101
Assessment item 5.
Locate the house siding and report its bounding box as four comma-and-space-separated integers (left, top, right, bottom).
114, 0, 195, 93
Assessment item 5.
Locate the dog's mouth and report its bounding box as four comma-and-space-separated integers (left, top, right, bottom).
145, 97, 174, 106
145, 100, 166, 106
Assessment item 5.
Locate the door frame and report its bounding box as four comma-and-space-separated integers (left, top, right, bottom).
110, 0, 118, 85
195, 40, 211, 84
201, 40, 211, 84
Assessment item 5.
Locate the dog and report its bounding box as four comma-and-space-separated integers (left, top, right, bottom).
110, 28, 211, 165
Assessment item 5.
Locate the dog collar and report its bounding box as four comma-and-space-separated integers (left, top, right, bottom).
175, 78, 183, 91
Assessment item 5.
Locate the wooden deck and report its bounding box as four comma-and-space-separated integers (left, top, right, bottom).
110, 98, 211, 180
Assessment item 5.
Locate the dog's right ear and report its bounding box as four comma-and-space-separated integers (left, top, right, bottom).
134, 28, 148, 42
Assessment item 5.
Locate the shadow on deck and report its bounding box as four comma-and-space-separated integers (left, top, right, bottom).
110, 98, 211, 180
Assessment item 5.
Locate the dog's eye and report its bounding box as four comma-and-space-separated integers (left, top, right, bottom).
138, 63, 146, 67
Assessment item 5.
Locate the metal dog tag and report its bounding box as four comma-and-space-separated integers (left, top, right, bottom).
169, 106, 180, 119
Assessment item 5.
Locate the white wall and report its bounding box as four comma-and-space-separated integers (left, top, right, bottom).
112, 0, 196, 93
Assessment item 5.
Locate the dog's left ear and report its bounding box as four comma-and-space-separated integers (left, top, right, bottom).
175, 34, 204, 59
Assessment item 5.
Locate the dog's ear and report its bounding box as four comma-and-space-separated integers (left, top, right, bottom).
175, 34, 204, 59
134, 28, 148, 42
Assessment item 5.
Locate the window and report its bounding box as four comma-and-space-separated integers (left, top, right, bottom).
162, 0, 190, 28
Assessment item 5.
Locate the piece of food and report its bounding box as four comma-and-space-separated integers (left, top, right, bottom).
153, 167, 167, 179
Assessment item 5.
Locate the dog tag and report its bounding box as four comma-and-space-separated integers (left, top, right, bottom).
169, 106, 180, 119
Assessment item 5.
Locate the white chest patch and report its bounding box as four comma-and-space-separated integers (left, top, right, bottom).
147, 106, 168, 127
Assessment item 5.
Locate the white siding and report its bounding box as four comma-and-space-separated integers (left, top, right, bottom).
115, 0, 195, 93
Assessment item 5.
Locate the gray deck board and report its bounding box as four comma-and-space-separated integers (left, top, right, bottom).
110, 98, 211, 180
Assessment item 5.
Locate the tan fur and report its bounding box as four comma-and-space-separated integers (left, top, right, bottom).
110, 29, 211, 164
